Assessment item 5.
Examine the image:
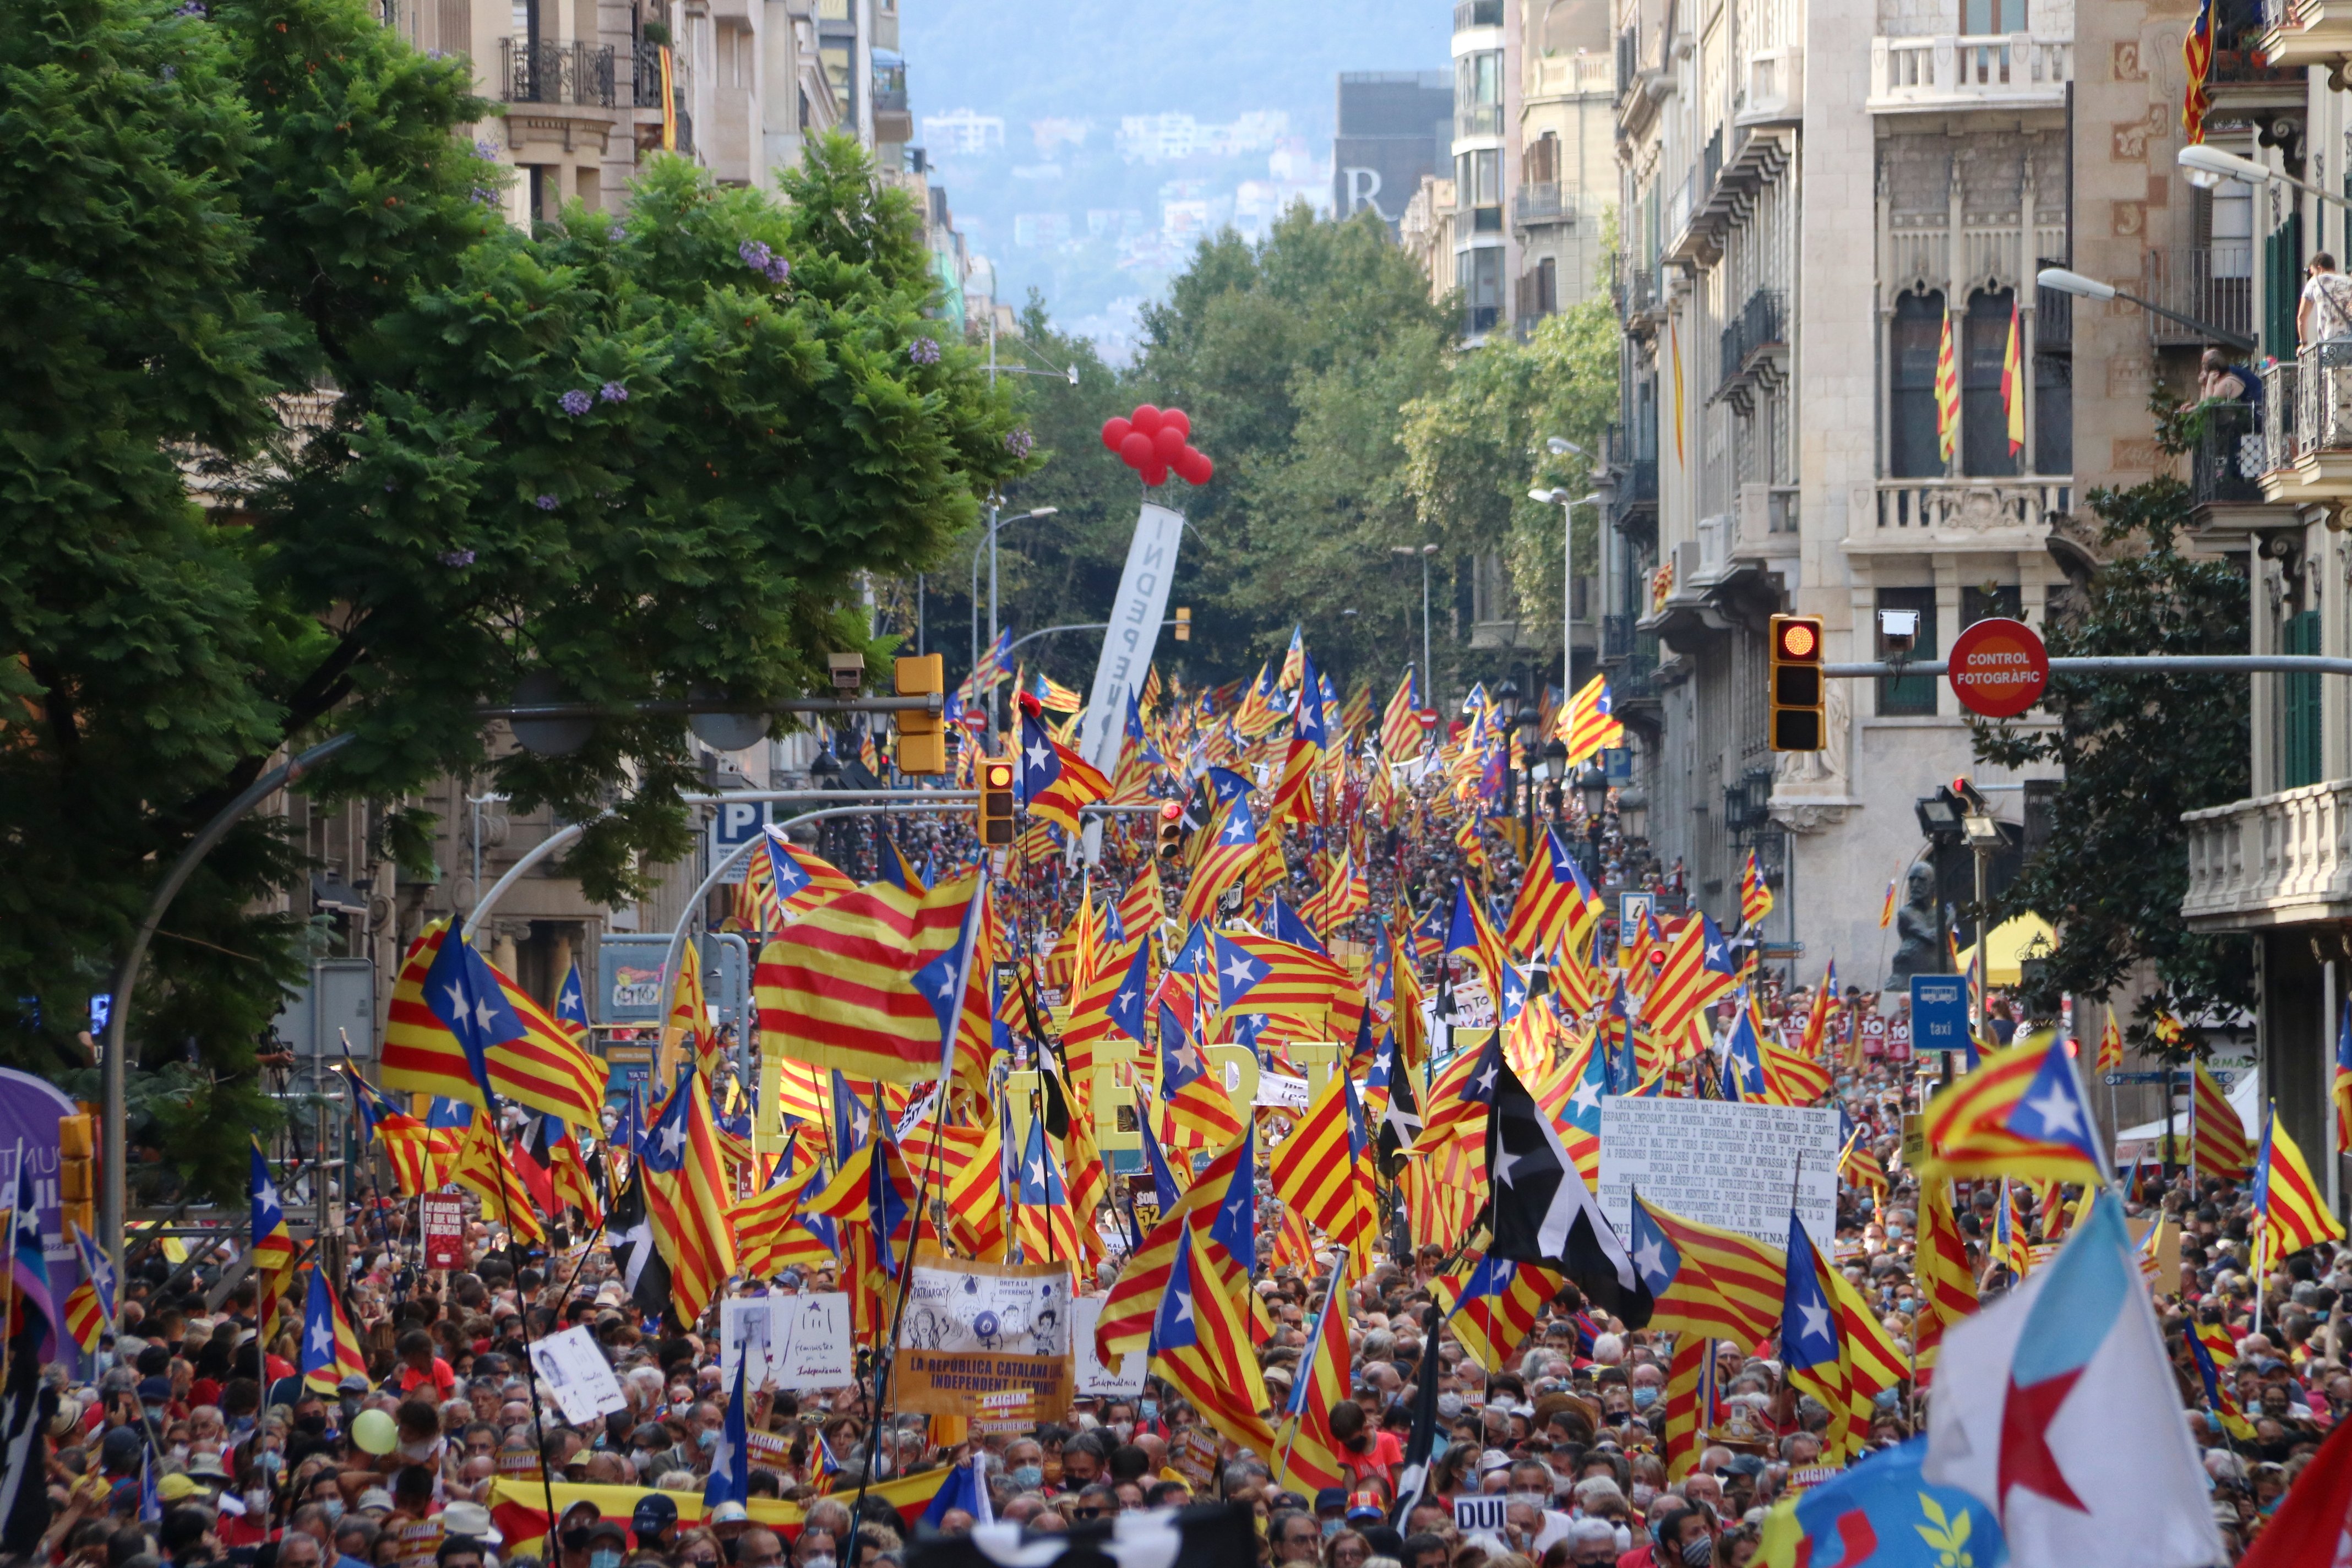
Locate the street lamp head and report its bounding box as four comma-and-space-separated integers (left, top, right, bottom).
2178, 143, 2270, 185
1531, 487, 1572, 504
2035, 268, 2116, 302
1496, 679, 1520, 721
1576, 492, 1603, 508
1576, 760, 1611, 816
1544, 736, 1569, 771
1545, 437, 1585, 456
1422, 542, 1441, 556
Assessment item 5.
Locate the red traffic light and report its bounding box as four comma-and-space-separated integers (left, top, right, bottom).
1159, 801, 1184, 822
1776, 619, 1819, 660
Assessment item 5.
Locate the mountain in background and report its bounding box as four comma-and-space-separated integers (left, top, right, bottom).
900, 0, 1450, 360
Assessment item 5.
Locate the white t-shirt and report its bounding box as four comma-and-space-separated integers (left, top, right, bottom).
2304, 271, 2352, 341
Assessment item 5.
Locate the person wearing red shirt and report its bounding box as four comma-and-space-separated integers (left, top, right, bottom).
391, 1331, 456, 1401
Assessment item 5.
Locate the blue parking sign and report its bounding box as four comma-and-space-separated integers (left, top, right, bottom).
709, 797, 769, 884
1910, 975, 1969, 1056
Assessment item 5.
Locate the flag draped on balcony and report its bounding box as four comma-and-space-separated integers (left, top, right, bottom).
1935, 304, 1961, 465
2182, 0, 2214, 144
2002, 298, 2026, 455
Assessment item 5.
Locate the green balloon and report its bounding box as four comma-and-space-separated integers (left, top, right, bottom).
350, 1407, 398, 1455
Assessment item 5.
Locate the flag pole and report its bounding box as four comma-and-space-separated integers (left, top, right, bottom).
0, 1139, 21, 1398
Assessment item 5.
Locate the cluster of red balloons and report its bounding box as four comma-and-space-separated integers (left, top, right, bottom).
1100, 405, 1214, 487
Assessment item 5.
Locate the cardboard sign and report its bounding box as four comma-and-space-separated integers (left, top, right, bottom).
893, 1250, 1072, 1420
720, 1293, 856, 1392
1071, 1297, 1146, 1397
1598, 1097, 1842, 1249
1454, 1496, 1509, 1536
529, 1325, 629, 1424
420, 1195, 467, 1270
1172, 1427, 1218, 1485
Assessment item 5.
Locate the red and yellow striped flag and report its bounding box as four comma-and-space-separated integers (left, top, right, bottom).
753, 874, 978, 1084
2254, 1102, 2345, 1272
1268, 1069, 1371, 1266
2191, 1059, 2253, 1180
1273, 1263, 1352, 1498
1934, 304, 1961, 464
1632, 1194, 1785, 1349
1149, 1222, 1277, 1458
1436, 1252, 1565, 1373
379, 923, 607, 1128
1912, 1177, 1977, 1373
1555, 674, 1623, 767
640, 1070, 742, 1324
1662, 1333, 1716, 1480
447, 1115, 546, 1245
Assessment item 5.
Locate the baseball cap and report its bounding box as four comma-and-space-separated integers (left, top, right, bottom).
1346, 1493, 1386, 1523
630, 1493, 678, 1537
1314, 1488, 1349, 1515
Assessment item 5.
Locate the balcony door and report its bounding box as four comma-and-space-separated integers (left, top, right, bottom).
1963, 287, 2021, 478
1890, 290, 1945, 478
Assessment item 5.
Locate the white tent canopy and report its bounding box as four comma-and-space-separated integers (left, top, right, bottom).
2113, 1065, 2259, 1159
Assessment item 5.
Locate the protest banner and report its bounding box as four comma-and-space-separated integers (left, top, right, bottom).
892, 1249, 1073, 1420
1597, 1097, 1842, 1248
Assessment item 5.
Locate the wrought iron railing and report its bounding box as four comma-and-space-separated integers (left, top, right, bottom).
500, 37, 615, 106
2192, 400, 2265, 505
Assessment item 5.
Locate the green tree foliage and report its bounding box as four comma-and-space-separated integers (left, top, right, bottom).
0, 0, 1022, 1197
1398, 300, 1618, 682
1972, 413, 2253, 1037
1129, 206, 1455, 692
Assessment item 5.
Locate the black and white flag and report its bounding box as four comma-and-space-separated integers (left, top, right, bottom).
910, 1501, 1257, 1568
607, 1168, 672, 1323
0, 1324, 56, 1553
1481, 1055, 1653, 1326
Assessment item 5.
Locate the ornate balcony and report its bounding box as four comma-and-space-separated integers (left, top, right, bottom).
2182, 781, 2352, 931
2256, 348, 2352, 503
500, 39, 616, 106
1844, 476, 2072, 554
2260, 0, 2352, 70
1866, 33, 2071, 113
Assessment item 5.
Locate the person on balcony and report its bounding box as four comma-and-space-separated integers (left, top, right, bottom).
2193, 348, 2255, 405
2297, 252, 2352, 348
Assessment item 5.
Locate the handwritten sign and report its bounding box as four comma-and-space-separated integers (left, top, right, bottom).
1597, 1097, 1842, 1249
720, 1293, 855, 1392
1071, 1297, 1145, 1397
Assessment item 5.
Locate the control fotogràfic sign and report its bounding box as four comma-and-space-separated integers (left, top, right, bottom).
1946, 616, 2049, 718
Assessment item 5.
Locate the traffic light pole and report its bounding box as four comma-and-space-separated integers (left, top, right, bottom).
1817, 656, 2352, 677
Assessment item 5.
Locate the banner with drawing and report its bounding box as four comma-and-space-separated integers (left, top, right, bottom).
892, 1249, 1074, 1419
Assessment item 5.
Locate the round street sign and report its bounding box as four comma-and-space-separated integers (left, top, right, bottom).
1946, 616, 2049, 718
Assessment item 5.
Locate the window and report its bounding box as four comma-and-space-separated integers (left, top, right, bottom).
1890, 291, 1945, 478
2284, 610, 2323, 787
1962, 584, 2021, 627
2035, 337, 2071, 475
1459, 247, 1504, 333
1456, 149, 1501, 205
1526, 132, 1559, 187
1877, 587, 1939, 716
1961, 0, 2024, 29
1963, 288, 2019, 477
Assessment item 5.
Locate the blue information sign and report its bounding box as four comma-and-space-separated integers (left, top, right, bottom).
1910, 975, 1970, 1055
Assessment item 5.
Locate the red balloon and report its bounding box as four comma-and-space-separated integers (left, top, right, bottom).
1142, 462, 1169, 486
1130, 404, 1164, 437
1152, 425, 1186, 462
1119, 431, 1155, 468
1175, 446, 1208, 484
1160, 409, 1191, 439
1188, 451, 1215, 485
1101, 417, 1131, 452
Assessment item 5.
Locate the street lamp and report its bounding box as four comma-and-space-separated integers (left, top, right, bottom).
2179, 142, 2352, 212
2035, 266, 2256, 353
968, 504, 1058, 733
1543, 736, 1569, 819
1545, 437, 1585, 457
1391, 543, 1440, 697
1532, 487, 1605, 699
1573, 759, 1611, 877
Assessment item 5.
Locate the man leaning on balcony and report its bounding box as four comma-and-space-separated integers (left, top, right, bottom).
2298, 252, 2352, 347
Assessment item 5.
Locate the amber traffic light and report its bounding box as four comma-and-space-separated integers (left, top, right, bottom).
979, 759, 1017, 847
1173, 606, 1191, 643
58, 1110, 95, 1240
1769, 613, 1825, 752
892, 653, 945, 775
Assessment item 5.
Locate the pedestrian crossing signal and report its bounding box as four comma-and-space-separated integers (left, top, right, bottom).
1770, 613, 1825, 751
979, 759, 1017, 847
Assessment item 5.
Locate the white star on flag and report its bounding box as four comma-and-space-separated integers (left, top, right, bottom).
1632, 1234, 1667, 1284
2024, 1084, 2084, 1137
1570, 1077, 1603, 1116
1221, 954, 1259, 989
658, 1120, 688, 1157
308, 1319, 334, 1356
1172, 1288, 1195, 1328
1025, 738, 1051, 771
1798, 1297, 1832, 1346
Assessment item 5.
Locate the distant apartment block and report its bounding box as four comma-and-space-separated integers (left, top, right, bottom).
1031, 117, 1093, 155
1330, 70, 1452, 227
1012, 212, 1072, 248
1117, 111, 1293, 163
923, 107, 1006, 155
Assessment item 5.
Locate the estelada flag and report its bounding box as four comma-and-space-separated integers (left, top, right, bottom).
1555, 673, 1623, 766
754, 874, 979, 1084
380, 922, 606, 1128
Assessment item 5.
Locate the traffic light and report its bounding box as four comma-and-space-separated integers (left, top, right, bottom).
1156, 799, 1186, 860
57, 1109, 94, 1240
892, 653, 945, 775
979, 758, 1017, 847
1768, 613, 1825, 751
1173, 606, 1190, 643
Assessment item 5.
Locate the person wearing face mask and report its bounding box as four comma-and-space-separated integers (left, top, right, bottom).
786, 1527, 834, 1568
580, 1520, 628, 1568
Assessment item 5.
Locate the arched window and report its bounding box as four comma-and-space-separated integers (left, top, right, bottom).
1963, 287, 2020, 477
1890, 290, 1945, 478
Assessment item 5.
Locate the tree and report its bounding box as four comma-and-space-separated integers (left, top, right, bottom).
0, 0, 1025, 1198
1972, 402, 2253, 1038
1129, 205, 1455, 693
1397, 300, 1618, 687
